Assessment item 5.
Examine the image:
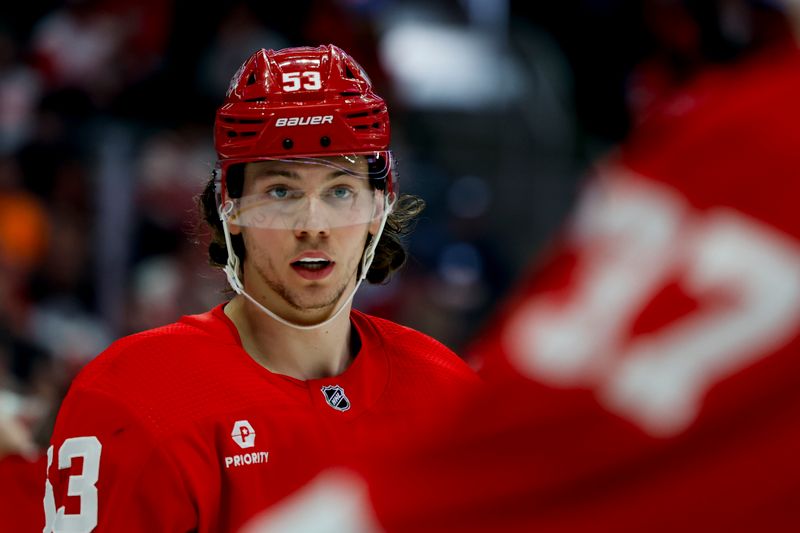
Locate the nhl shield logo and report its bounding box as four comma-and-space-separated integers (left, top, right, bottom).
321, 385, 351, 412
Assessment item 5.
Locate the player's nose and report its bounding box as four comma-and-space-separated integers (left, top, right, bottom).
293, 197, 331, 237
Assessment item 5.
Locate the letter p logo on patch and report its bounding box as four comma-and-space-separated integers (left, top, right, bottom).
231, 420, 256, 449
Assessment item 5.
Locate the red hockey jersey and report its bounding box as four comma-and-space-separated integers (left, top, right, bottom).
243, 43, 800, 533
1, 453, 47, 533
42, 304, 477, 532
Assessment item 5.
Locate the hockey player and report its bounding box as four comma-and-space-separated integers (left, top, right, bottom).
43, 45, 477, 532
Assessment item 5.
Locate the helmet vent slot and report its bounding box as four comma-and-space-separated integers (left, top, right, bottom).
239, 131, 257, 137
247, 72, 257, 85
340, 91, 360, 97
244, 97, 266, 102
346, 111, 369, 119
237, 118, 264, 124
345, 66, 356, 79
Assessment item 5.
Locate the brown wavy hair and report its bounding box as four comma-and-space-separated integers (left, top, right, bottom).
198, 166, 424, 284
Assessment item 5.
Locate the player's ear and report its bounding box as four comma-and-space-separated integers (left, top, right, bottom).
368, 214, 381, 236
228, 221, 242, 236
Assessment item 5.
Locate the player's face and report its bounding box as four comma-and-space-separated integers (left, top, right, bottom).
228, 157, 382, 322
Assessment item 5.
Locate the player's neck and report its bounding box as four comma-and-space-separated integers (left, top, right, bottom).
224, 295, 354, 381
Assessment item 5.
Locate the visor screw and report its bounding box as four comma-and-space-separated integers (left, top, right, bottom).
282, 138, 294, 149
320, 136, 331, 147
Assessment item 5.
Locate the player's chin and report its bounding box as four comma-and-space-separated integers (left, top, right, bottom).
289, 300, 341, 322
289, 285, 341, 308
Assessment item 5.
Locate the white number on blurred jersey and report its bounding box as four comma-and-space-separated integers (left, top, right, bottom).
504, 169, 800, 436
239, 469, 381, 533
282, 71, 322, 92
43, 437, 102, 532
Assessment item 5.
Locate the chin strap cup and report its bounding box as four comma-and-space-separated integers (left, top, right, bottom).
220, 204, 245, 295
223, 262, 244, 295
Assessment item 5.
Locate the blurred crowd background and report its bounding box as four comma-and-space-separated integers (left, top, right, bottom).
0, 0, 794, 454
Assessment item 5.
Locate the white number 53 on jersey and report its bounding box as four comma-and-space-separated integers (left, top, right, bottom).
43, 437, 102, 532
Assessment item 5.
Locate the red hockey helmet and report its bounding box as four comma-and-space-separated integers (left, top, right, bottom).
214, 44, 394, 199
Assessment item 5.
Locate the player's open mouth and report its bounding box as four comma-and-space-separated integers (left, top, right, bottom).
290, 258, 335, 280
291, 259, 332, 271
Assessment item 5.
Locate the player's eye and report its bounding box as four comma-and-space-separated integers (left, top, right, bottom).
266, 186, 293, 199
328, 186, 354, 200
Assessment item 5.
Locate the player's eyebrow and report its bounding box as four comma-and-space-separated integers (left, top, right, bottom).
252, 169, 357, 181
252, 169, 300, 180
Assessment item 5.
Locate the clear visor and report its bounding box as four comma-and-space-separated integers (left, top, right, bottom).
219, 153, 393, 230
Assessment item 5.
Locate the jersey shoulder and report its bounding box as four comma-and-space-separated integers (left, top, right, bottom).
73, 309, 227, 391
353, 310, 479, 384
64, 305, 245, 432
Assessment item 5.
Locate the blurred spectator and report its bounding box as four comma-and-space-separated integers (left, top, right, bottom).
30, 0, 171, 108
0, 156, 48, 273
0, 28, 42, 155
